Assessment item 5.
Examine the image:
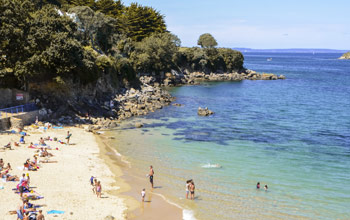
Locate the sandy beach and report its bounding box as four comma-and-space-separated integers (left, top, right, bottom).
0, 126, 126, 219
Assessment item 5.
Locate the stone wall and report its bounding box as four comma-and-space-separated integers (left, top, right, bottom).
0, 110, 39, 131
0, 89, 30, 108
0, 118, 10, 131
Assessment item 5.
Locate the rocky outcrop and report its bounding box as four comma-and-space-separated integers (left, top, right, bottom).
28, 67, 284, 131
114, 85, 175, 121
181, 70, 285, 85
197, 107, 214, 116
339, 52, 350, 60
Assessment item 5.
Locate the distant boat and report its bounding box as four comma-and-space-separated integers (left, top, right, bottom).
267, 58, 272, 61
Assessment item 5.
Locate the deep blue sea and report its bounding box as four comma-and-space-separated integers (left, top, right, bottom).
110, 53, 350, 220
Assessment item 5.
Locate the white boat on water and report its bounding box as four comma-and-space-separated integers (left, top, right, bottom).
267, 58, 272, 61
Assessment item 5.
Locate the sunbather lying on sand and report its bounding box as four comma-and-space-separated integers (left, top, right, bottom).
3, 142, 12, 150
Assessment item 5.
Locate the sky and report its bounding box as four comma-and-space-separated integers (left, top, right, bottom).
122, 0, 350, 49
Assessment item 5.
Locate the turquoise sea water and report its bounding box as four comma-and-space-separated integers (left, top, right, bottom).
110, 53, 350, 220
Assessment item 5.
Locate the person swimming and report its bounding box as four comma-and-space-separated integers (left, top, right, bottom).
264, 185, 268, 191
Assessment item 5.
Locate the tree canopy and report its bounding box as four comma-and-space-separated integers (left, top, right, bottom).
197, 33, 218, 48
1, 0, 244, 90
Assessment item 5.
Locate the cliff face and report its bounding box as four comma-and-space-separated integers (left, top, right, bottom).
339, 52, 350, 59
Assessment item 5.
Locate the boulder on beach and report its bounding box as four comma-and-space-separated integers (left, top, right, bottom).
197, 107, 214, 116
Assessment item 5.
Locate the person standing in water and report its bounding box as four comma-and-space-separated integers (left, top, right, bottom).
149, 165, 154, 188
190, 181, 195, 200
256, 182, 260, 189
264, 185, 268, 191
186, 180, 191, 199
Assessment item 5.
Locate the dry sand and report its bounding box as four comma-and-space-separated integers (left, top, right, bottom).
0, 126, 126, 220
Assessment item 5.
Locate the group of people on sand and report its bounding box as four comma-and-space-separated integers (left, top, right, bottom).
90, 176, 102, 198
256, 182, 268, 191
1, 127, 73, 220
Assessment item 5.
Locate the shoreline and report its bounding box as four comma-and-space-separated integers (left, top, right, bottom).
96, 133, 184, 219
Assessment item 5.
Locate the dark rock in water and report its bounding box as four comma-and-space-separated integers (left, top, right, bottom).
135, 122, 144, 128
172, 103, 183, 107
278, 75, 286, 80
198, 107, 214, 116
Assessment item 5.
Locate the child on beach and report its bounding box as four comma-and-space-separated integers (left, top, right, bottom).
90, 176, 95, 186
141, 189, 146, 202
92, 178, 97, 194
96, 181, 102, 198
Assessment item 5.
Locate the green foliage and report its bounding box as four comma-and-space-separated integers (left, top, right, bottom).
218, 48, 244, 71
197, 33, 218, 48
0, 1, 99, 87
178, 47, 244, 72
1, 0, 245, 91
131, 32, 180, 74
95, 0, 123, 18
121, 3, 166, 41
68, 6, 122, 54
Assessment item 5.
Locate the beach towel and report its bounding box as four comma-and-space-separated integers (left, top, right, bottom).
47, 210, 65, 214
53, 126, 63, 129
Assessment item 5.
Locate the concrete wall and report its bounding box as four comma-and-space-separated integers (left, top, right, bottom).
0, 89, 30, 108
14, 110, 40, 125
0, 110, 40, 131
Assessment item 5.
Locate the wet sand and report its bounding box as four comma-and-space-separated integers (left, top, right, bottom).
97, 135, 183, 220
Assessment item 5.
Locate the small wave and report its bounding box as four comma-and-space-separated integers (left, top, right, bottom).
183, 209, 196, 220
201, 163, 222, 168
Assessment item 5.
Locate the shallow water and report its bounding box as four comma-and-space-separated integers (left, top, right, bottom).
109, 53, 350, 220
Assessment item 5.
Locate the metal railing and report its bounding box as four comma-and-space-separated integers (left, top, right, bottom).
0, 103, 37, 119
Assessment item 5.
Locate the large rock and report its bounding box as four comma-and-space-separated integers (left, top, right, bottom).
197, 107, 214, 116
339, 52, 350, 60
135, 122, 144, 128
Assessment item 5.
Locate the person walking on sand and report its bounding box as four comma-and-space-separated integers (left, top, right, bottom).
190, 181, 195, 200
96, 181, 102, 198
92, 178, 97, 194
66, 131, 72, 145
37, 210, 45, 220
141, 189, 146, 202
149, 165, 154, 188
